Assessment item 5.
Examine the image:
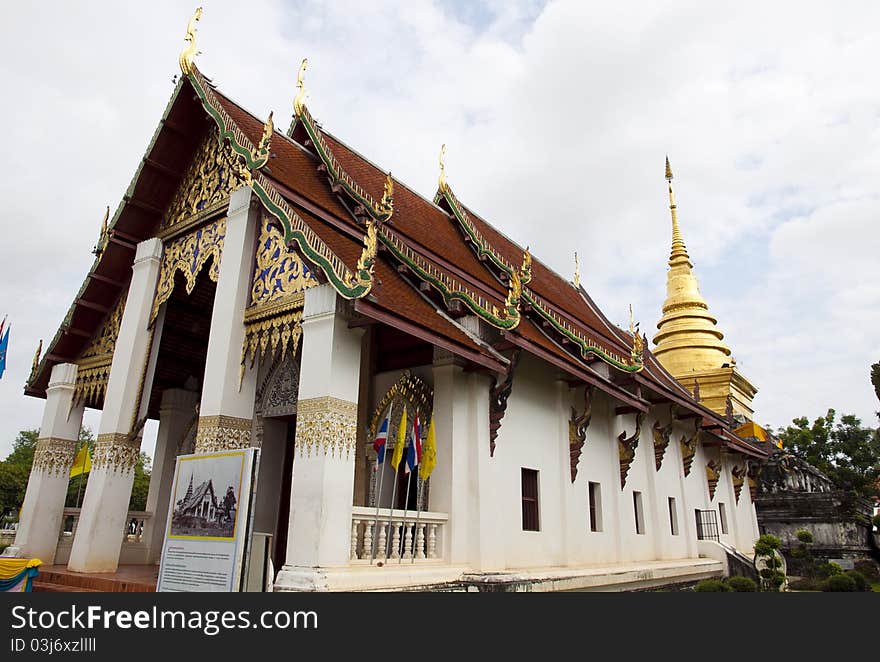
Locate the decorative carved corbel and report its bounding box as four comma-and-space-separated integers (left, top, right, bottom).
651, 417, 674, 471
706, 459, 721, 501
569, 386, 594, 483
489, 349, 521, 457
617, 411, 645, 489
731, 463, 746, 503
680, 419, 700, 477
746, 459, 762, 501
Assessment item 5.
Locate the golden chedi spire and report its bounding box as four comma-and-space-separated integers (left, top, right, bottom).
653, 158, 756, 419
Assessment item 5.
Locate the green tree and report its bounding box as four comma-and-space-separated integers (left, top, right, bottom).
2, 426, 153, 515
0, 429, 39, 516
778, 409, 880, 499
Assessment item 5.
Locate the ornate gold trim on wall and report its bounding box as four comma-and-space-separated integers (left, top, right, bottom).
74, 290, 127, 407
161, 127, 247, 234
242, 309, 303, 383
368, 371, 433, 443
32, 438, 78, 476
297, 396, 358, 459
194, 415, 253, 454
251, 217, 318, 307
92, 432, 141, 474
151, 217, 226, 323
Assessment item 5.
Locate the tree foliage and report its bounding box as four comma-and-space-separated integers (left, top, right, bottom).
1, 426, 152, 516
777, 408, 880, 499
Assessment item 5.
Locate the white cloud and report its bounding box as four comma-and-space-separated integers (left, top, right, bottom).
1, 0, 878, 460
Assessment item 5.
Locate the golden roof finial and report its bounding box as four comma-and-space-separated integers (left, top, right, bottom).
665, 156, 690, 267
438, 144, 448, 193
252, 111, 274, 166
629, 304, 643, 360
573, 251, 581, 288
293, 58, 308, 117
380, 172, 394, 213
31, 339, 42, 377
520, 246, 532, 284
179, 7, 203, 76
93, 206, 110, 256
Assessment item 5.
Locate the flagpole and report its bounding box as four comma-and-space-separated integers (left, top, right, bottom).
369, 457, 386, 564
410, 478, 425, 564
384, 464, 400, 560
369, 404, 392, 564
398, 470, 413, 563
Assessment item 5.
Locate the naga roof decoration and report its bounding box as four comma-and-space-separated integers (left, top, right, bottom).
289, 59, 394, 222
433, 173, 643, 373
180, 53, 377, 300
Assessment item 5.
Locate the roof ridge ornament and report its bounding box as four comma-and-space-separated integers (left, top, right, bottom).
179, 7, 203, 76
629, 304, 643, 362
93, 206, 110, 256
30, 339, 42, 380
251, 111, 273, 169
438, 144, 448, 194
519, 247, 532, 285
293, 58, 308, 118
572, 251, 580, 288
380, 173, 394, 217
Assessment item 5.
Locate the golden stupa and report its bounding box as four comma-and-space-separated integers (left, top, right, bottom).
652, 157, 757, 420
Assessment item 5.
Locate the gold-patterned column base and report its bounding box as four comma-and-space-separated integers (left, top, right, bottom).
194, 415, 253, 453
93, 433, 141, 474
32, 438, 78, 476
296, 396, 357, 459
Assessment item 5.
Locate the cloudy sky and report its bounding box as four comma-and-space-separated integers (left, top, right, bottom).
1, 0, 878, 460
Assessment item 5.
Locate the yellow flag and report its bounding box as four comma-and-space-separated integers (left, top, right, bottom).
391, 407, 407, 470
419, 415, 436, 480
69, 444, 91, 478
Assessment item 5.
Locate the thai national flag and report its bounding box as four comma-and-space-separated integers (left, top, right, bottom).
373, 406, 392, 465
405, 414, 422, 474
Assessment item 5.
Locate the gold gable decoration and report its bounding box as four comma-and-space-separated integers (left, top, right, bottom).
238, 217, 320, 383
251, 217, 318, 307
241, 308, 303, 387
161, 127, 249, 234
74, 291, 127, 407
151, 217, 226, 324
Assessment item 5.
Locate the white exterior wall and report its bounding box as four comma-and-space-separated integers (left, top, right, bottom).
361, 351, 761, 576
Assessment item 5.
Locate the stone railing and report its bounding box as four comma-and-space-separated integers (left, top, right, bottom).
350, 506, 447, 564
55, 508, 152, 565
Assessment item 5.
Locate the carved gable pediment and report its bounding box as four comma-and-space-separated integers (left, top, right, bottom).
161, 126, 249, 234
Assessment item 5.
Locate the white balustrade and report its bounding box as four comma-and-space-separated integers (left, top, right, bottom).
349, 506, 447, 565
55, 508, 152, 564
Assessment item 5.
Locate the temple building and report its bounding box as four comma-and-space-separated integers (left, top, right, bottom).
10, 11, 770, 591
652, 159, 758, 421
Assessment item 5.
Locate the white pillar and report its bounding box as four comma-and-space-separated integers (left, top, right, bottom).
275, 284, 363, 590
143, 388, 199, 564
68, 237, 162, 573
429, 350, 501, 571
14, 364, 85, 563
194, 186, 258, 453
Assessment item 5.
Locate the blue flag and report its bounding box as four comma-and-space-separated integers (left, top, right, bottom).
0, 326, 9, 380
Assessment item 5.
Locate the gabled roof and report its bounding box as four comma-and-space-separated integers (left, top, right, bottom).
25, 56, 770, 459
